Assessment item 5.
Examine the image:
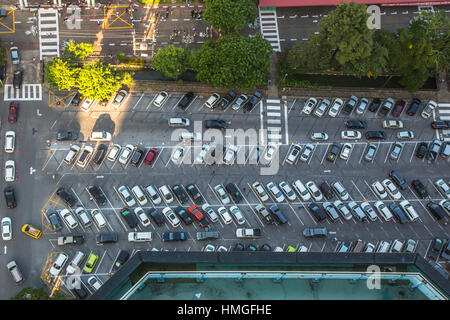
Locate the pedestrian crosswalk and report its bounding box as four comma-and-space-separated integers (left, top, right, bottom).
437, 103, 450, 121
265, 99, 283, 144
259, 8, 281, 52
3, 84, 42, 101
38, 8, 60, 60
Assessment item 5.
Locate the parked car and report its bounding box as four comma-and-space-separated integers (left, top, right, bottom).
391, 99, 406, 117
229, 206, 245, 225
13, 69, 22, 89
252, 181, 269, 202
153, 91, 169, 108
111, 250, 130, 273
311, 132, 329, 141
313, 99, 331, 117
172, 184, 188, 204
342, 95, 358, 115
389, 142, 404, 160
134, 207, 151, 227
333, 200, 352, 220
368, 98, 381, 112
10, 47, 20, 65
327, 142, 343, 162
389, 203, 408, 224
428, 237, 443, 261
300, 143, 314, 162
305, 181, 323, 201
8, 102, 18, 124
148, 208, 164, 226
255, 204, 273, 225
130, 146, 146, 166
56, 131, 78, 141
4, 187, 16, 209
243, 91, 263, 112
80, 98, 95, 112
426, 202, 446, 220
406, 98, 421, 116
339, 143, 352, 160
286, 144, 302, 164
204, 119, 228, 129
389, 170, 408, 190
416, 142, 428, 159
382, 179, 401, 200
421, 100, 437, 119
225, 183, 243, 203
118, 185, 136, 207
328, 98, 343, 117
382, 120, 403, 129
162, 207, 181, 227
231, 94, 248, 111
186, 184, 204, 205
435, 179, 450, 199
144, 148, 159, 165
345, 120, 366, 129
91, 144, 107, 165
431, 120, 449, 129
178, 92, 195, 110
308, 202, 327, 222
120, 208, 138, 228
60, 209, 79, 229
162, 232, 187, 241
302, 98, 317, 114
355, 98, 369, 114
411, 179, 429, 199
266, 182, 285, 203
341, 130, 362, 140
365, 131, 386, 140
111, 90, 128, 109
397, 131, 414, 140
303, 227, 327, 238
379, 98, 395, 116
218, 90, 236, 110
427, 140, 442, 161
174, 206, 193, 225
364, 143, 378, 162
360, 202, 378, 221
269, 205, 288, 224
56, 187, 76, 207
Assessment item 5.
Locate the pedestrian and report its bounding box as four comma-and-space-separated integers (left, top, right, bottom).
191, 10, 195, 18
97, 20, 100, 25
192, 26, 195, 32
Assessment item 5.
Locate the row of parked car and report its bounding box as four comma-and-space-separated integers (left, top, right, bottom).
302, 96, 437, 119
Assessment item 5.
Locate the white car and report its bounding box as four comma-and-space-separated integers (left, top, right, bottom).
76, 145, 94, 168
4, 131, 15, 153
313, 99, 331, 117
439, 199, 450, 214
374, 201, 393, 222
397, 131, 414, 140
75, 207, 92, 228
87, 276, 102, 291
214, 184, 231, 205
305, 181, 323, 201
382, 179, 401, 200
119, 144, 135, 165
91, 209, 107, 228
196, 144, 211, 164
298, 246, 308, 252
328, 98, 343, 117
217, 206, 233, 224
355, 98, 369, 114
292, 180, 311, 201
107, 144, 121, 162
111, 90, 128, 109
204, 93, 220, 109
134, 207, 151, 227
162, 207, 180, 227
223, 145, 238, 165
60, 209, 79, 229
333, 200, 352, 220
217, 246, 228, 252
80, 98, 95, 112
171, 146, 185, 163
158, 185, 174, 204
399, 200, 419, 222
279, 181, 296, 201
266, 182, 285, 202
5, 160, 15, 182
331, 181, 349, 201
1, 217, 12, 241
64, 144, 81, 165
435, 179, 450, 199
118, 185, 136, 207
403, 239, 417, 253
252, 181, 269, 202
382, 120, 403, 129
360, 202, 378, 221
229, 206, 245, 225
204, 244, 215, 252
371, 181, 387, 199
201, 204, 219, 222
286, 144, 302, 164
311, 132, 328, 141
421, 100, 437, 119
300, 143, 314, 162
390, 239, 404, 253
131, 185, 148, 206
145, 185, 162, 205
153, 91, 169, 108
49, 253, 69, 276
10, 47, 20, 64
339, 143, 352, 160
302, 97, 317, 114
264, 143, 277, 162
341, 130, 361, 140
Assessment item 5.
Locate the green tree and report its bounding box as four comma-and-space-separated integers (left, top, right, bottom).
203, 0, 258, 33
285, 37, 334, 73
65, 41, 94, 61
192, 33, 272, 90
44, 58, 77, 90
10, 287, 66, 300
0, 39, 6, 68
152, 45, 189, 79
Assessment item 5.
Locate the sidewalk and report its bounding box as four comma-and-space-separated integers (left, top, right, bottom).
437, 71, 450, 102
267, 53, 279, 98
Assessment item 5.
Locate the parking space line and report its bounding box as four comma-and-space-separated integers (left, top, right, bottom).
351, 180, 365, 200
146, 94, 158, 110
132, 93, 144, 110
236, 184, 265, 228
96, 249, 108, 274
107, 186, 129, 232
286, 203, 304, 226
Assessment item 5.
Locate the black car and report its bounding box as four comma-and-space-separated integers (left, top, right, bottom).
92, 144, 108, 165
178, 92, 195, 110
243, 91, 262, 113
111, 250, 130, 273
342, 96, 358, 115
302, 227, 327, 238
441, 240, 450, 261
365, 131, 386, 140
259, 244, 272, 251
72, 282, 88, 299
389, 170, 407, 190
319, 182, 334, 200
47, 210, 63, 232
431, 120, 448, 129
56, 131, 78, 141
162, 232, 187, 241
218, 90, 236, 110
87, 185, 106, 206
225, 183, 243, 203
4, 187, 16, 209
71, 92, 82, 106
308, 202, 327, 222
120, 208, 138, 229
411, 179, 429, 199
56, 187, 76, 207
148, 208, 164, 226
368, 98, 381, 112
426, 140, 442, 161
186, 184, 204, 205
269, 205, 288, 224
233, 243, 245, 251
172, 185, 188, 204
426, 202, 446, 220
388, 203, 408, 224
345, 120, 367, 129
130, 146, 146, 166
416, 142, 428, 159
326, 143, 342, 162
406, 98, 421, 116
246, 244, 258, 251
428, 237, 444, 262
0, 8, 8, 18
13, 69, 22, 89
174, 206, 193, 225
204, 119, 228, 129
96, 233, 118, 244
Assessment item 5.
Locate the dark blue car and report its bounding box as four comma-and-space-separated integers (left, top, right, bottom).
243, 92, 262, 113
389, 204, 408, 224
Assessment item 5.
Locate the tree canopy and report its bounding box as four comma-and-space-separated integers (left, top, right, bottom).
152, 45, 190, 79
192, 33, 273, 90
203, 0, 258, 33
45, 58, 76, 90
64, 41, 94, 61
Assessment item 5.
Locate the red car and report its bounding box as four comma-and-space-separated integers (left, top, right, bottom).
187, 205, 209, 228
8, 102, 18, 123
144, 148, 159, 165
391, 99, 406, 117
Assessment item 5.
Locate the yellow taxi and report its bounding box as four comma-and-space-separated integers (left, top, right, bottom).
22, 224, 42, 239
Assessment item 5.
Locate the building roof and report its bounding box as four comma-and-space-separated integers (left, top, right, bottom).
259, 0, 450, 7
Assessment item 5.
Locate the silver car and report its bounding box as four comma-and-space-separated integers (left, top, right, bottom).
111, 90, 128, 109
313, 99, 331, 117
355, 98, 369, 114
231, 94, 248, 111
300, 143, 314, 162
389, 142, 404, 160
364, 143, 377, 162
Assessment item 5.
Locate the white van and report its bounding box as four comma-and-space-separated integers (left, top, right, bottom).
4, 131, 15, 153
292, 180, 311, 201
399, 200, 419, 222
168, 118, 190, 127
376, 241, 391, 253
90, 131, 112, 141
6, 261, 24, 285
64, 145, 81, 165
66, 251, 86, 275
128, 232, 152, 242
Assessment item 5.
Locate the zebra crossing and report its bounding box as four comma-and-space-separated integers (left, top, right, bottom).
3, 84, 42, 101
259, 8, 281, 52
437, 103, 450, 121
38, 8, 60, 60
265, 99, 283, 144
